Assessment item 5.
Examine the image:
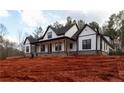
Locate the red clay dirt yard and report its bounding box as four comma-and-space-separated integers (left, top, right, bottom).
0, 56, 124, 82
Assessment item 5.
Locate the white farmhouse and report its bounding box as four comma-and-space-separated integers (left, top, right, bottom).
24, 24, 113, 56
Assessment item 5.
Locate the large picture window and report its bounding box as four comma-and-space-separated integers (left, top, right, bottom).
26, 46, 29, 53
47, 32, 52, 39
82, 39, 91, 49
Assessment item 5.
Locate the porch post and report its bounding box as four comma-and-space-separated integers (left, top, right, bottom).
30, 44, 32, 54
64, 38, 68, 56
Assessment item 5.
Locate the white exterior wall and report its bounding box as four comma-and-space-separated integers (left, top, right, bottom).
78, 26, 96, 51
79, 26, 96, 36
101, 40, 110, 54
36, 45, 40, 53
97, 35, 101, 50
65, 25, 78, 38
42, 28, 57, 40
45, 44, 48, 53
24, 39, 31, 53
78, 35, 96, 51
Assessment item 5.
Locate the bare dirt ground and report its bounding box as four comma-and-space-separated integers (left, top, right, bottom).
0, 56, 124, 82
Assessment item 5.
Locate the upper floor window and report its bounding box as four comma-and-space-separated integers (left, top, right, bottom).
82, 39, 91, 49
47, 32, 52, 39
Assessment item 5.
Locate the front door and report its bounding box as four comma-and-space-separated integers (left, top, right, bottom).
48, 43, 52, 54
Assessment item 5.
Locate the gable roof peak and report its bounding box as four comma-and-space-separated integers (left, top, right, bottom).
24, 35, 38, 44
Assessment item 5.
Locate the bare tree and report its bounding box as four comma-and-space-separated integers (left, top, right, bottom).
17, 30, 24, 52
33, 26, 43, 39
0, 24, 7, 43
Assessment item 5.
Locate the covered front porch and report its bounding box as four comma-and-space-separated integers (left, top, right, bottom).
31, 37, 77, 56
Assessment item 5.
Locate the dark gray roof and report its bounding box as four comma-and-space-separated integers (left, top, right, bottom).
38, 24, 76, 40
24, 35, 38, 44
50, 24, 75, 36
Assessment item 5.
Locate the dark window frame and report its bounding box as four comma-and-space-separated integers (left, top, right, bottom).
82, 39, 91, 49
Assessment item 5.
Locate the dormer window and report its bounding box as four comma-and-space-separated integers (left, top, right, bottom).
47, 32, 52, 39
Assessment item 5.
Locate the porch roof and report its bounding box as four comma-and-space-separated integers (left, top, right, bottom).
31, 36, 76, 44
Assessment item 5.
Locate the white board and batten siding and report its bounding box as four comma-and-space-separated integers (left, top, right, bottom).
42, 28, 57, 40
78, 26, 96, 51
65, 25, 78, 38
24, 39, 31, 53
97, 35, 101, 50
101, 39, 110, 54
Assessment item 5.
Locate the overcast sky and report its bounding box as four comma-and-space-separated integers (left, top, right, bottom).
0, 10, 120, 42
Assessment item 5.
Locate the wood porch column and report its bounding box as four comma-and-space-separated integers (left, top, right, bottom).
30, 44, 32, 54
64, 38, 68, 56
